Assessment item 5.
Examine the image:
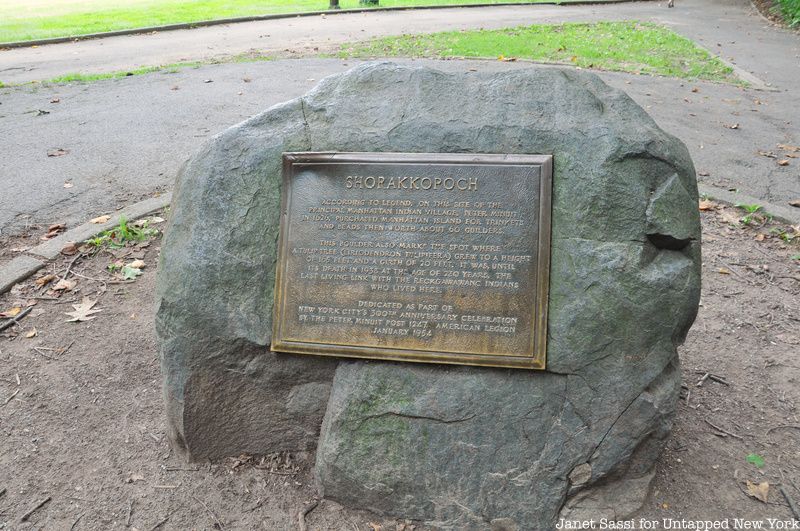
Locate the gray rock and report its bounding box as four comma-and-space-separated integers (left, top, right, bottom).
155, 62, 700, 527
568, 463, 593, 487
559, 470, 656, 522
308, 63, 699, 529
155, 98, 339, 460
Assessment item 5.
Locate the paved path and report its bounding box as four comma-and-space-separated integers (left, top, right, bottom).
0, 0, 798, 234
1, 0, 797, 87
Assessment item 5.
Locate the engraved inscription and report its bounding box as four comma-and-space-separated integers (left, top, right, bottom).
272, 152, 552, 369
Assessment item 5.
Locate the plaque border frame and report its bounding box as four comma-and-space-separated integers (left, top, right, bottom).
271, 152, 552, 370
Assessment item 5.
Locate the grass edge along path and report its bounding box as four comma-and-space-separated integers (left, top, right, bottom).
2, 0, 623, 44
774, 0, 800, 26
47, 62, 205, 84
0, 22, 742, 87
335, 21, 742, 84
0, 53, 275, 87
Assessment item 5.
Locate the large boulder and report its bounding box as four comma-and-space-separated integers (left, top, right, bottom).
155, 88, 340, 461
156, 62, 700, 528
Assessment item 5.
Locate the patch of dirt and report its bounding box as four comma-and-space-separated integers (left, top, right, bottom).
0, 206, 798, 529
640, 204, 800, 524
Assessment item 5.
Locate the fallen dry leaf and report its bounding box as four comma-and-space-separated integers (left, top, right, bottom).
47, 148, 69, 157
746, 480, 769, 503
698, 171, 710, 177
724, 123, 740, 129
127, 259, 145, 270
718, 268, 732, 275
50, 97, 60, 103
35, 274, 57, 287
25, 328, 37, 339
0, 307, 22, 318
48, 223, 66, 232
699, 199, 718, 211
755, 233, 765, 242
758, 150, 777, 159
90, 215, 111, 224
149, 216, 165, 224
52, 278, 77, 292
778, 143, 800, 152
777, 159, 790, 166
125, 472, 145, 484
65, 298, 102, 322
61, 242, 78, 256
790, 199, 800, 208
63, 181, 73, 188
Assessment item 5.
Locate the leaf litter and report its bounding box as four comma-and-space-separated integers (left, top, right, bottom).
64, 298, 103, 322
746, 481, 770, 503
90, 215, 111, 224
0, 307, 22, 318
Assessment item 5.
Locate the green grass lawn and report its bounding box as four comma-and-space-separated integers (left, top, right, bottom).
4, 19, 740, 88
2, 0, 607, 43
335, 21, 740, 83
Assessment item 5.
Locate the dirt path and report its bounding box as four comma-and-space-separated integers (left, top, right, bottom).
0, 203, 798, 529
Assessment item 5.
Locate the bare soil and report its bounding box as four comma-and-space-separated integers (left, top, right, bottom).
0, 205, 799, 530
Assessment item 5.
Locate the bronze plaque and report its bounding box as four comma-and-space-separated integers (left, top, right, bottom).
271, 152, 552, 369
